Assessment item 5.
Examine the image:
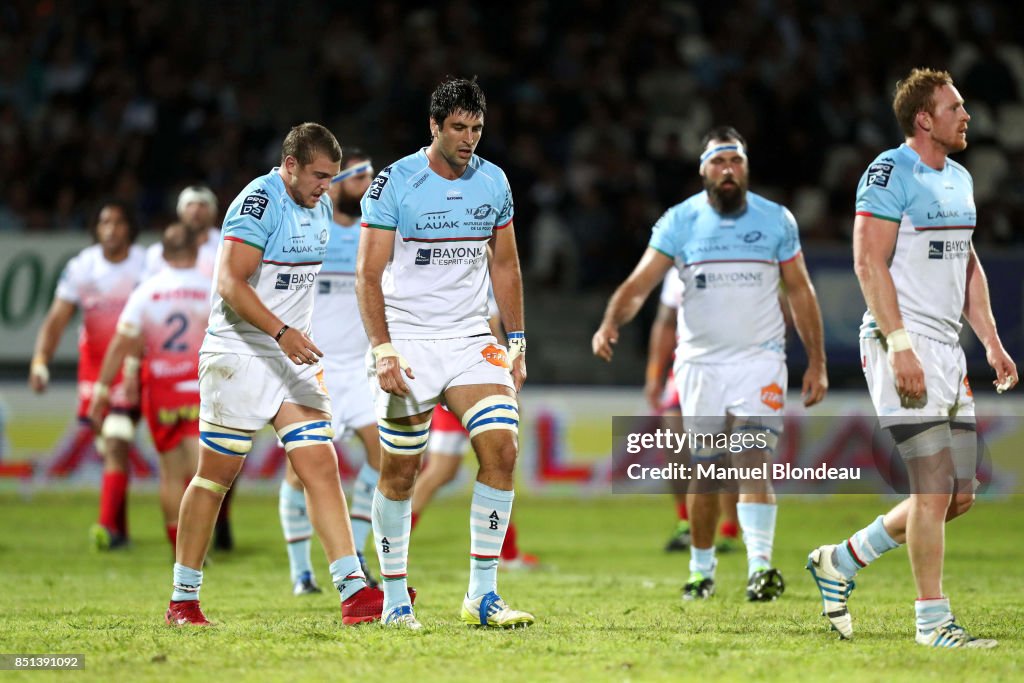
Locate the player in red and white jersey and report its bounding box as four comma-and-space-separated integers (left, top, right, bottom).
144, 186, 221, 279
30, 200, 146, 549
89, 224, 209, 551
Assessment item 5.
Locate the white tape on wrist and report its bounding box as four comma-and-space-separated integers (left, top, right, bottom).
996, 378, 1014, 394
886, 328, 912, 353
30, 360, 49, 384
507, 331, 526, 363
372, 342, 410, 370
92, 382, 110, 400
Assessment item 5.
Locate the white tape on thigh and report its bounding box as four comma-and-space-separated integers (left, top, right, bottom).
101, 414, 136, 441
276, 420, 335, 453
461, 396, 519, 439
377, 419, 431, 456
199, 419, 254, 456
895, 423, 951, 460
950, 427, 978, 481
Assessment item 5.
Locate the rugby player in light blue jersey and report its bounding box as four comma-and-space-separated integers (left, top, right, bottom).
593, 126, 828, 603
357, 77, 532, 630
807, 68, 1017, 648
279, 150, 383, 596
166, 123, 388, 627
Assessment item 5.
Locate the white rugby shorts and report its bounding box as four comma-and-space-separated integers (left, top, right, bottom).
368, 335, 514, 419
322, 358, 376, 437
861, 331, 974, 427
199, 352, 332, 431
673, 357, 787, 435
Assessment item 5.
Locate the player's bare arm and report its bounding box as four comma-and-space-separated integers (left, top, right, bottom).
853, 213, 925, 401
963, 245, 1018, 392
780, 253, 828, 406
29, 298, 76, 393
592, 248, 674, 362
644, 303, 676, 410
489, 222, 526, 391
217, 240, 322, 366
87, 328, 139, 432
356, 225, 413, 396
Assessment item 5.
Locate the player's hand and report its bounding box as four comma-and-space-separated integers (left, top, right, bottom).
986, 343, 1018, 393
376, 355, 414, 396
87, 394, 110, 434
278, 327, 323, 366
801, 363, 828, 407
29, 358, 49, 393
643, 378, 664, 411
592, 323, 618, 362
511, 353, 527, 393
889, 348, 926, 408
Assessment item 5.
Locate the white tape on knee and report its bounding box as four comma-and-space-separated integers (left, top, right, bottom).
199, 419, 253, 457
461, 396, 519, 439
277, 420, 335, 453
895, 423, 950, 460
102, 414, 136, 441
377, 418, 431, 455
190, 476, 230, 495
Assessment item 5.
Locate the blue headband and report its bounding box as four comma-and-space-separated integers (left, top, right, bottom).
332, 160, 373, 183
699, 144, 746, 165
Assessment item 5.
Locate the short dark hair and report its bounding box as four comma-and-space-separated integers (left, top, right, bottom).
161, 222, 197, 261
893, 68, 955, 138
701, 126, 747, 150
89, 199, 140, 243
280, 122, 342, 166
429, 77, 487, 126
342, 147, 369, 165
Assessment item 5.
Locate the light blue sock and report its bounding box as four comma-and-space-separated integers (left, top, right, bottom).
468, 481, 514, 600
915, 597, 953, 633
832, 514, 900, 580
737, 502, 777, 577
171, 563, 202, 602
689, 546, 716, 578
349, 463, 379, 553
329, 555, 367, 601
279, 480, 313, 582
372, 488, 411, 612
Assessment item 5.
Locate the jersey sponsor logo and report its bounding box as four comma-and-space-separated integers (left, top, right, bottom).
416, 210, 460, 230
241, 193, 269, 220
275, 272, 317, 290
412, 172, 429, 189
157, 404, 200, 426
446, 190, 463, 200
760, 382, 784, 411
468, 204, 494, 220
414, 245, 486, 266
481, 344, 509, 368
694, 271, 764, 289
319, 229, 329, 244
866, 162, 893, 188
368, 174, 389, 200
741, 231, 763, 243
928, 239, 970, 260
152, 289, 207, 301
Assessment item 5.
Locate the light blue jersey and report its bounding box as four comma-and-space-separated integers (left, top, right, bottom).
312, 216, 368, 365
360, 148, 513, 339
203, 168, 332, 356
649, 191, 800, 363
855, 143, 975, 344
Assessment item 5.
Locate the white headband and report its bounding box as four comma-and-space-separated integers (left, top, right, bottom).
176, 186, 218, 217
332, 160, 374, 183
699, 143, 747, 171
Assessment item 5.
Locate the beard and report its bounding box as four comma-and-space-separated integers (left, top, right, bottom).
334, 197, 362, 217
704, 177, 747, 214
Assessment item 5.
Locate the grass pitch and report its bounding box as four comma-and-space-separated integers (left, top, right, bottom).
1, 491, 1021, 682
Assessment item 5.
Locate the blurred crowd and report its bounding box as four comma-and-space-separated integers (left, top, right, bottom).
1, 0, 1023, 290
